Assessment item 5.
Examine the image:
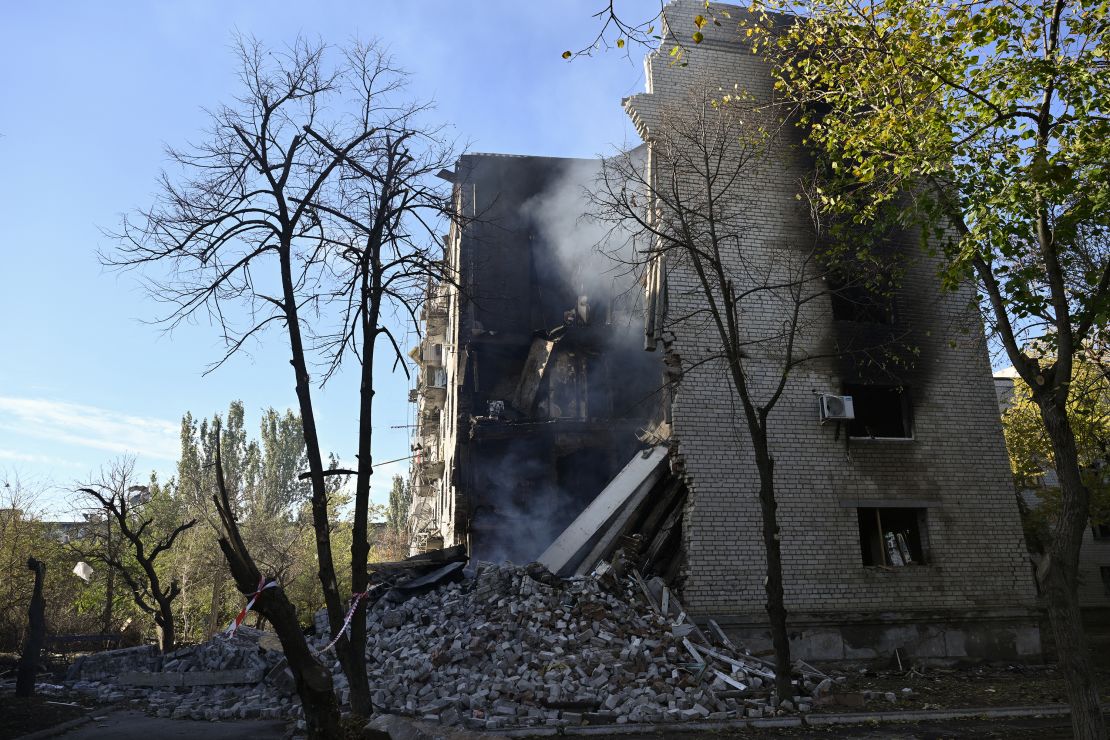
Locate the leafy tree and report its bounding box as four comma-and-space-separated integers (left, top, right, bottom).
0, 475, 51, 651
1004, 360, 1110, 550
171, 403, 259, 638
167, 402, 347, 640
386, 474, 411, 536
738, 0, 1110, 733
254, 408, 310, 518
75, 458, 197, 653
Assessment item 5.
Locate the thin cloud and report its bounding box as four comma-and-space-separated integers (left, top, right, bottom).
0, 449, 81, 468
0, 397, 178, 461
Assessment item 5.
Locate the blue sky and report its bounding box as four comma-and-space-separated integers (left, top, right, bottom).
0, 2, 648, 517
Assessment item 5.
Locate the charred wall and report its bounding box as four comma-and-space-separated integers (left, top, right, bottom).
421, 153, 663, 563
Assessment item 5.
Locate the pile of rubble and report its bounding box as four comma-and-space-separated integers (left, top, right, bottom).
66, 627, 298, 722
312, 559, 844, 730
60, 551, 846, 731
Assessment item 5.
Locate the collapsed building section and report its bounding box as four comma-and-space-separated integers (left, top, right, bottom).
410, 0, 1043, 663
408, 153, 666, 564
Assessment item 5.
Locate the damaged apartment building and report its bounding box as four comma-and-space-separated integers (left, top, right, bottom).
407, 153, 665, 563
408, 0, 1041, 663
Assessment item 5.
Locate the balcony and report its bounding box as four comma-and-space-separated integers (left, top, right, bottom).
419, 366, 447, 410
419, 459, 445, 481
420, 384, 447, 410
419, 338, 446, 367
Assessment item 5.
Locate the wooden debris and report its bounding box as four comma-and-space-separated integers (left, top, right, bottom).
682, 638, 705, 665
794, 658, 828, 679
700, 645, 776, 681
713, 669, 748, 691
708, 619, 736, 651
631, 571, 662, 615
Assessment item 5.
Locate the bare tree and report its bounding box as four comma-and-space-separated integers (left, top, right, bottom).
105, 36, 460, 716
210, 426, 340, 738
76, 460, 197, 653
596, 87, 898, 700
310, 81, 460, 698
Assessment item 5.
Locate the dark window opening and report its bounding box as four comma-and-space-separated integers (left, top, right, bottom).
1102, 566, 1110, 597
844, 384, 913, 438
858, 507, 928, 566
1092, 523, 1110, 540
829, 275, 895, 324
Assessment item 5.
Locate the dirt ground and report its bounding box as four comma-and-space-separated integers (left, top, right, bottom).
822, 662, 1110, 712
50, 709, 287, 739
593, 713, 1090, 739
3, 655, 1109, 739
0, 695, 93, 740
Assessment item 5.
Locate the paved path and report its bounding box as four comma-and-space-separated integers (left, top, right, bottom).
54, 709, 286, 739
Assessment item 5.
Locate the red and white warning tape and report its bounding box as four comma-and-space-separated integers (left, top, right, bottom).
226, 576, 277, 636
312, 591, 370, 655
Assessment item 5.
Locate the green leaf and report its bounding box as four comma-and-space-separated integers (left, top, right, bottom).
693, 31, 704, 44
694, 14, 708, 29
561, 50, 572, 59
616, 38, 625, 49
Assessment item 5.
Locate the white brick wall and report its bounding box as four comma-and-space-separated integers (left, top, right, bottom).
629, 0, 1038, 621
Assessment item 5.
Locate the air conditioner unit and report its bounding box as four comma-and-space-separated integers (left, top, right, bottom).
819, 394, 855, 423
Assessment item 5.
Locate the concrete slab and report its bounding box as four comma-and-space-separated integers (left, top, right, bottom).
182, 669, 262, 686
538, 446, 668, 577
115, 672, 183, 688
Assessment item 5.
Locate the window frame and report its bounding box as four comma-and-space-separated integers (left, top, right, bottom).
843, 383, 915, 441
828, 277, 897, 325
856, 506, 930, 568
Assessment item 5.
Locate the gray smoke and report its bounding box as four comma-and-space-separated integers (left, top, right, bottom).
470, 439, 582, 565
521, 157, 641, 321
472, 155, 658, 565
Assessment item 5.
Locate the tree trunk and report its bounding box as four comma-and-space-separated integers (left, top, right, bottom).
155, 604, 175, 654
102, 521, 114, 634
212, 428, 341, 739
218, 546, 341, 738
344, 301, 379, 717
16, 558, 46, 697
753, 433, 793, 701
263, 586, 341, 738
1036, 395, 1106, 739
277, 243, 356, 709
206, 569, 225, 637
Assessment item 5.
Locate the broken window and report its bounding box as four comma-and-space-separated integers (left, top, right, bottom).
424, 366, 447, 388
543, 351, 588, 420
1092, 522, 1110, 540
857, 507, 928, 566
844, 384, 913, 439
828, 273, 895, 324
